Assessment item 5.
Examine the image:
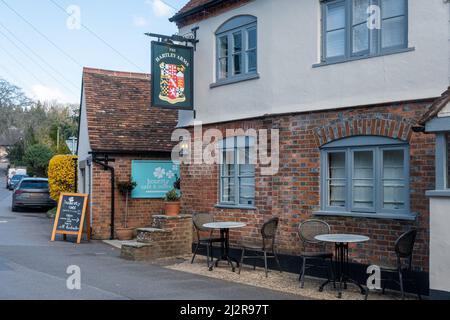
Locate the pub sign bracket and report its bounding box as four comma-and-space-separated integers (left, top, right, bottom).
145, 27, 199, 51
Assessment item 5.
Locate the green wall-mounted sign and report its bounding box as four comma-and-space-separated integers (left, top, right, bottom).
131, 160, 180, 199
151, 41, 194, 110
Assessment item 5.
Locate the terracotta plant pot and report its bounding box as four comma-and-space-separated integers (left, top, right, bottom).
115, 227, 134, 240
165, 201, 181, 216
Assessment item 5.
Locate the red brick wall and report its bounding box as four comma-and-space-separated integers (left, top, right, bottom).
91, 154, 169, 239
180, 101, 434, 272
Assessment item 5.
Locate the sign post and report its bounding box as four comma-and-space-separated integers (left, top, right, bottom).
51, 193, 90, 244
151, 41, 194, 110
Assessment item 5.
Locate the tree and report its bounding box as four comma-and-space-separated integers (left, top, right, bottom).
2, 78, 79, 165
23, 144, 54, 177
6, 140, 25, 167
0, 78, 31, 135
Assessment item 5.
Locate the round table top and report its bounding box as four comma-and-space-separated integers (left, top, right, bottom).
203, 222, 247, 229
314, 234, 370, 243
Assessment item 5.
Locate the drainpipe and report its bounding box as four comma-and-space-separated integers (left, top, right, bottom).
93, 157, 115, 240
73, 158, 78, 192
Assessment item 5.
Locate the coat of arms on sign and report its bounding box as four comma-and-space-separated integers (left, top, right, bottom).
159, 62, 186, 104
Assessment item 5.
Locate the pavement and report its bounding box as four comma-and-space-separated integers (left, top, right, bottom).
0, 171, 303, 300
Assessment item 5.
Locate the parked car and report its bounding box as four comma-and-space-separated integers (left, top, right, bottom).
8, 174, 28, 190
12, 178, 57, 212
6, 167, 27, 189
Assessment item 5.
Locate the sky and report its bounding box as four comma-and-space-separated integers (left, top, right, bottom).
0, 0, 188, 104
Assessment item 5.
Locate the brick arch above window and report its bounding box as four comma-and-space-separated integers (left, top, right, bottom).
313, 113, 415, 147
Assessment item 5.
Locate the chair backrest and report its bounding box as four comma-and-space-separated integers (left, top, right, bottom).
192, 213, 214, 232
395, 229, 417, 259
261, 217, 279, 240
298, 219, 331, 244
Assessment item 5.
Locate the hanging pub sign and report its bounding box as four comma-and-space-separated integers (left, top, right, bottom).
151, 41, 194, 110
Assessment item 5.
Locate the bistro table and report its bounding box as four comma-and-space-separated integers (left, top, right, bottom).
314, 234, 370, 298
203, 222, 247, 272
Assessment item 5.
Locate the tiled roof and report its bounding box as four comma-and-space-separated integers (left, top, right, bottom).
170, 0, 250, 26
82, 67, 178, 153
177, 0, 214, 15
0, 127, 22, 146
418, 87, 450, 125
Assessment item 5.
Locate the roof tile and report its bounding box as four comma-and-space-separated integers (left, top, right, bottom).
418, 87, 450, 125
82, 67, 178, 153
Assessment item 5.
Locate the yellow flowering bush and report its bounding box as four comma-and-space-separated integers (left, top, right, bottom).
48, 155, 77, 201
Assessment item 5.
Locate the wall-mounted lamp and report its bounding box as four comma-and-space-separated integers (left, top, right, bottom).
179, 138, 190, 157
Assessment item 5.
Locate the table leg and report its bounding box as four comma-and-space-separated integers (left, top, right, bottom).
209, 230, 226, 271
336, 243, 344, 298
211, 229, 240, 272
338, 243, 367, 297
319, 242, 366, 298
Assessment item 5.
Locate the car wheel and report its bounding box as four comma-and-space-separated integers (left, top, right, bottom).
12, 206, 18, 212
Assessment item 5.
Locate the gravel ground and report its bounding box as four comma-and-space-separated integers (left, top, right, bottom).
164, 255, 416, 300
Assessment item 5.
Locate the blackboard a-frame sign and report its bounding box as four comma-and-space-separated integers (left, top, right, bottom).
51, 193, 90, 244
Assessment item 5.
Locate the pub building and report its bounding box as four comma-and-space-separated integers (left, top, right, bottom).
76, 68, 178, 240
168, 0, 449, 297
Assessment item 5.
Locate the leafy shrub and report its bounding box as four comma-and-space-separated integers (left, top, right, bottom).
46, 207, 57, 219
117, 179, 137, 195
48, 154, 77, 201
173, 174, 181, 190
165, 188, 180, 202
23, 144, 54, 177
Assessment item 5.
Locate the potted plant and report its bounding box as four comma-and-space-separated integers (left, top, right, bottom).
116, 179, 137, 240
164, 188, 180, 216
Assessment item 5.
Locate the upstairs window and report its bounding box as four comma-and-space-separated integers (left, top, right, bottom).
215, 15, 257, 82
321, 136, 411, 217
321, 0, 408, 63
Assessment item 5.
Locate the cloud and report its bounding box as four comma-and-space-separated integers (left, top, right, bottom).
133, 15, 149, 27
146, 0, 174, 17
29, 84, 69, 102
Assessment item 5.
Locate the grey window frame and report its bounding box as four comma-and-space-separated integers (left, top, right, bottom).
320, 136, 411, 217
320, 0, 409, 64
215, 15, 258, 83
218, 136, 256, 208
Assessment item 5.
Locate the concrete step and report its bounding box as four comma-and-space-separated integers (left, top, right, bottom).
136, 227, 172, 244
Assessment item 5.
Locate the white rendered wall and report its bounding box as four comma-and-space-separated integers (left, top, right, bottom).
429, 197, 450, 294
77, 87, 91, 194
178, 0, 449, 127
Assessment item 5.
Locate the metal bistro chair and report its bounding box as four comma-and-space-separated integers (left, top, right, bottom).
379, 229, 421, 300
191, 213, 224, 267
298, 219, 335, 289
238, 217, 282, 277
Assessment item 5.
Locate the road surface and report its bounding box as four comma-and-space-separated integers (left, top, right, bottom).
0, 171, 302, 300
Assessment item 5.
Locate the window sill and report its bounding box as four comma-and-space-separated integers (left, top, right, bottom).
313, 210, 417, 221
215, 204, 257, 210
210, 73, 260, 88
312, 47, 415, 68
426, 190, 450, 198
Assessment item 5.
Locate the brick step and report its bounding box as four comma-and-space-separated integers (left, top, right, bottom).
119, 215, 193, 261
120, 241, 153, 261
136, 227, 172, 243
